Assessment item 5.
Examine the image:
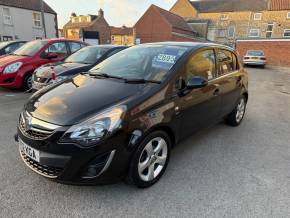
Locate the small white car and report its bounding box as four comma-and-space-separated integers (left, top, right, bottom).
243, 50, 266, 67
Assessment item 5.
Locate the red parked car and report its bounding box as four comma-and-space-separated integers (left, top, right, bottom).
0, 38, 87, 90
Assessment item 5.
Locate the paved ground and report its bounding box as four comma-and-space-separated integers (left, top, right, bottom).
0, 66, 290, 218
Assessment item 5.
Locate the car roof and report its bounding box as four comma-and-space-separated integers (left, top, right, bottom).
88, 45, 128, 49
1, 40, 27, 44
37, 38, 85, 43
141, 41, 235, 52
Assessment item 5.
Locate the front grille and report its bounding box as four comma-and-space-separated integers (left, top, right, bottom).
19, 116, 54, 140
20, 150, 63, 178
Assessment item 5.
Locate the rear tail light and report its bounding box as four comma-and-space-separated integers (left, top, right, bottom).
51, 67, 56, 81
244, 57, 250, 60
260, 57, 266, 60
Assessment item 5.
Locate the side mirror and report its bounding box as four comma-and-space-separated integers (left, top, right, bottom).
186, 76, 208, 89
43, 52, 58, 59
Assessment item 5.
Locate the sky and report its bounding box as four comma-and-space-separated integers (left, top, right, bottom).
44, 0, 177, 28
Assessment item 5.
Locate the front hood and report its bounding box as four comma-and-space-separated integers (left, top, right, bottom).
35, 62, 89, 77
0, 55, 29, 67
26, 74, 153, 126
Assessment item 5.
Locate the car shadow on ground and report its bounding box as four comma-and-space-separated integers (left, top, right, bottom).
39, 121, 237, 195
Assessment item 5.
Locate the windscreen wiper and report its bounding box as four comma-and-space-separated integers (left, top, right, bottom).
88, 72, 126, 80
124, 78, 161, 84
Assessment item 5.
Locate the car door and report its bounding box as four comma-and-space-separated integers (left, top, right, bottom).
216, 49, 243, 116
177, 48, 222, 138
35, 41, 69, 69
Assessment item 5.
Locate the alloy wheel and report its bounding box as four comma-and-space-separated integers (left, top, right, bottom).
236, 98, 246, 123
27, 75, 32, 89
138, 137, 168, 182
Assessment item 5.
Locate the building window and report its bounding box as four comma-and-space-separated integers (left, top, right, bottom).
33, 12, 41, 27
72, 17, 79, 23
220, 14, 229, 21
266, 23, 274, 38
3, 36, 13, 41
287, 12, 290, 19
217, 29, 226, 37
283, 29, 290, 37
253, 13, 262, 20
248, 29, 260, 37
3, 8, 12, 25
228, 26, 236, 38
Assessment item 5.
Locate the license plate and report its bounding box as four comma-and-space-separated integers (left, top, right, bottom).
19, 140, 40, 162
252, 57, 258, 59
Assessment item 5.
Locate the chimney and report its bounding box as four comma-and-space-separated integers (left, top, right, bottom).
98, 9, 104, 18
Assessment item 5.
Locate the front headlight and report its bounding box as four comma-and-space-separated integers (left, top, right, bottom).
3, 62, 23, 74
59, 106, 126, 147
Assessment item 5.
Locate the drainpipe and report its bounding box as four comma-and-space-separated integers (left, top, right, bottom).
41, 0, 47, 38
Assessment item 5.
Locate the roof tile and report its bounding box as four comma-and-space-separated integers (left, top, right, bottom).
0, 0, 56, 14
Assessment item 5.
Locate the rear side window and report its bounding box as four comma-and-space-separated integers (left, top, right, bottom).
69, 42, 82, 53
217, 49, 235, 76
185, 49, 216, 81
4, 43, 23, 54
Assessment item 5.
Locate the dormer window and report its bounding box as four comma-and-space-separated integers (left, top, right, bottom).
220, 14, 229, 21
72, 17, 79, 23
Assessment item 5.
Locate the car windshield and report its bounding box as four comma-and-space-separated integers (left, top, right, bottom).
247, 50, 264, 56
0, 41, 11, 50
89, 45, 188, 82
12, 40, 47, 56
65, 47, 109, 64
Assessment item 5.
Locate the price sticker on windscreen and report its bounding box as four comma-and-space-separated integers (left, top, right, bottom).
152, 48, 186, 70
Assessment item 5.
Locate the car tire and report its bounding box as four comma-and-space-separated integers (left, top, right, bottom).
226, 96, 247, 127
127, 131, 171, 188
23, 73, 32, 91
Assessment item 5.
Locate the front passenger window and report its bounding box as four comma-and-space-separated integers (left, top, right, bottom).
185, 49, 216, 81
45, 42, 68, 58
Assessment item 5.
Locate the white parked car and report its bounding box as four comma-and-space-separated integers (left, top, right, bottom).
243, 50, 266, 67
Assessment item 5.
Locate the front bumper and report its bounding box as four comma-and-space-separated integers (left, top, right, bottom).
15, 123, 131, 185
0, 72, 22, 89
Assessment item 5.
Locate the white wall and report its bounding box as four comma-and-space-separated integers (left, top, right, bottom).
0, 5, 57, 41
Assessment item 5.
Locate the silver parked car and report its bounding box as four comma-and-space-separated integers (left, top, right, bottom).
243, 50, 266, 67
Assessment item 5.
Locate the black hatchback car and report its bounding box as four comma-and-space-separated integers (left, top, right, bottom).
0, 40, 26, 56
32, 45, 127, 90
16, 42, 248, 188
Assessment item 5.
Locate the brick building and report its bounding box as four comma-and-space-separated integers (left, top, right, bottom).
170, 0, 290, 46
110, 26, 134, 46
63, 9, 110, 44
134, 4, 199, 44
236, 39, 290, 66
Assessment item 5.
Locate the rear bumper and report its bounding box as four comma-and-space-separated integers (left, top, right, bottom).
243, 60, 266, 66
